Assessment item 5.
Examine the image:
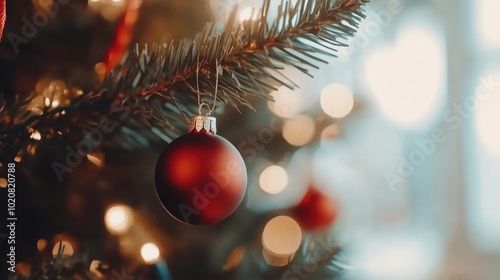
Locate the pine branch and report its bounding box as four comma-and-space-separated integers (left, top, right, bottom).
0, 0, 368, 163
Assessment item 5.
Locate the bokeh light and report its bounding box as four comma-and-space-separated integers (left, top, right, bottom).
88, 0, 127, 21
268, 86, 306, 118
223, 246, 246, 271
32, 0, 54, 13
52, 240, 74, 258
239, 7, 259, 22
37, 239, 47, 252
262, 216, 302, 266
0, 178, 7, 188
30, 131, 42, 141
321, 124, 341, 141
15, 262, 31, 276
320, 83, 354, 118
282, 115, 315, 146
94, 62, 107, 77
364, 24, 445, 128
352, 234, 441, 280
90, 260, 104, 278
105, 205, 133, 235
141, 243, 160, 264
259, 165, 288, 194
87, 152, 105, 167
475, 0, 500, 49
475, 72, 500, 156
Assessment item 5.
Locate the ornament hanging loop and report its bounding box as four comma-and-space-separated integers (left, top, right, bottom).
198, 102, 211, 116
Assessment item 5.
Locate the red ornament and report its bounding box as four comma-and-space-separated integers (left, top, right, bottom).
155, 116, 247, 225
293, 186, 339, 230
103, 0, 143, 75
1, 0, 6, 41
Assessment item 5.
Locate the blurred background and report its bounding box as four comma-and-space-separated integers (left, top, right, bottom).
0, 0, 499, 279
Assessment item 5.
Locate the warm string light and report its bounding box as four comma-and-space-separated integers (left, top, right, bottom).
94, 62, 107, 77
88, 0, 128, 21
37, 239, 47, 252
321, 124, 341, 141
320, 83, 354, 118
143, 247, 173, 280
223, 246, 246, 271
32, 0, 54, 14
105, 205, 133, 235
259, 165, 288, 194
268, 86, 306, 119
90, 260, 104, 278
262, 216, 302, 266
0, 178, 7, 188
30, 130, 42, 141
282, 114, 316, 146
141, 243, 160, 265
87, 152, 105, 167
14, 153, 22, 163
52, 240, 74, 258
15, 262, 31, 276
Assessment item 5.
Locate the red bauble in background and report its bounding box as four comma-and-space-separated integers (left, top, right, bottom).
1, 0, 6, 40
155, 116, 247, 225
293, 186, 339, 230
103, 0, 143, 76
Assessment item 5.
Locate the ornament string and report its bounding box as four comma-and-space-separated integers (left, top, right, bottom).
195, 55, 220, 116
210, 59, 220, 115
196, 52, 203, 115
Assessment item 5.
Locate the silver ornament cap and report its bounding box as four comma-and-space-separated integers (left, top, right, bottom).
188, 115, 217, 134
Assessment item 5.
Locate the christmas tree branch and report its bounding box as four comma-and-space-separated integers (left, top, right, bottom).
0, 0, 368, 163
